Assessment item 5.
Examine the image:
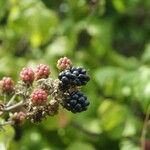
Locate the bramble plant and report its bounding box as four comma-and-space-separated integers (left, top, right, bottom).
0, 57, 90, 127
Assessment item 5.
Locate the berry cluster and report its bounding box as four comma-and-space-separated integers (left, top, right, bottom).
20, 67, 34, 84
20, 64, 50, 85
58, 67, 90, 87
63, 91, 90, 113
0, 77, 14, 94
35, 64, 50, 80
0, 57, 90, 126
30, 89, 48, 105
57, 57, 72, 70
57, 57, 90, 113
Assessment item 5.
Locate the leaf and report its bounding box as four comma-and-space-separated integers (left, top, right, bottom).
41, 110, 72, 130
141, 43, 150, 64
94, 67, 124, 97
120, 140, 140, 150
83, 119, 102, 135
8, 0, 58, 47
41, 116, 59, 131
122, 116, 137, 137
98, 100, 127, 138
112, 0, 126, 13
94, 67, 124, 87
66, 142, 95, 150
0, 0, 9, 21
45, 36, 69, 57
0, 125, 15, 150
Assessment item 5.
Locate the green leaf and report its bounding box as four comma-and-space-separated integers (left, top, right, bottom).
8, 0, 58, 47
0, 125, 15, 150
83, 119, 102, 135
122, 117, 137, 137
112, 0, 126, 13
94, 67, 124, 97
141, 43, 150, 64
45, 36, 69, 57
98, 100, 127, 138
41, 116, 59, 131
95, 67, 124, 87
120, 140, 140, 150
66, 142, 95, 150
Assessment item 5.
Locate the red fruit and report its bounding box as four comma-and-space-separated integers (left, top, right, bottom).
57, 57, 72, 70
31, 89, 48, 105
35, 64, 50, 80
0, 77, 14, 93
20, 67, 34, 83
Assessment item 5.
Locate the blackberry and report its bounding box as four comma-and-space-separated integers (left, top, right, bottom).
63, 91, 90, 113
58, 67, 90, 87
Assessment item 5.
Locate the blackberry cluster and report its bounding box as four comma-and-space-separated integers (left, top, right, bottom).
63, 91, 90, 113
58, 67, 90, 87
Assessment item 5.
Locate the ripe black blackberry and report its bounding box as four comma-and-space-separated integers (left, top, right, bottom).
63, 91, 90, 113
58, 67, 90, 87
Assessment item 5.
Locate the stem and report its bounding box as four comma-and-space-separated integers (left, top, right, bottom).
4, 101, 26, 112
4, 94, 7, 104
6, 94, 17, 107
141, 105, 150, 150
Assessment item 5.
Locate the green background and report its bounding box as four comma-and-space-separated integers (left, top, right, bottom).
0, 0, 150, 149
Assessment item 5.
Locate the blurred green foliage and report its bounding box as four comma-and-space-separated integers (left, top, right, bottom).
0, 0, 150, 149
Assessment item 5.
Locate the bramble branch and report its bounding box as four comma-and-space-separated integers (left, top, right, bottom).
0, 57, 90, 127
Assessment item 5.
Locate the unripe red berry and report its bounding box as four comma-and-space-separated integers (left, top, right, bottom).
57, 57, 72, 70
35, 64, 50, 80
30, 89, 48, 105
12, 111, 26, 125
20, 67, 34, 83
0, 77, 14, 93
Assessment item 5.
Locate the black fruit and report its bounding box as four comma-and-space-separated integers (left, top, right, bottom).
63, 91, 90, 113
58, 67, 90, 87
